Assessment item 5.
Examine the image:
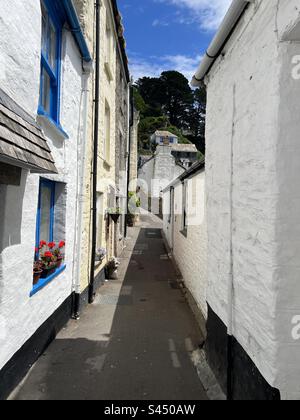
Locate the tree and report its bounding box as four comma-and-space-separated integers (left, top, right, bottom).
135, 77, 164, 117
159, 71, 194, 129
135, 70, 207, 155
187, 87, 207, 154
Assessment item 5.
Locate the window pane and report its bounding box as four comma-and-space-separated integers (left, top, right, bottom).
40, 185, 52, 243
48, 21, 57, 70
41, 2, 47, 56
41, 68, 51, 115
104, 104, 110, 161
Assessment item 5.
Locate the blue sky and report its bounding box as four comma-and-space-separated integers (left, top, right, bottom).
118, 0, 231, 81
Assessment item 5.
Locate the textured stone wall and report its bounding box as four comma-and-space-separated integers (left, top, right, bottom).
163, 171, 207, 320
205, 0, 300, 399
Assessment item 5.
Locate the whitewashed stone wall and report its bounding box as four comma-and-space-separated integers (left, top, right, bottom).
163, 171, 207, 320
205, 0, 300, 399
139, 146, 185, 200
0, 0, 86, 370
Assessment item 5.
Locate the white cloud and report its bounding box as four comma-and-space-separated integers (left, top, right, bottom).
152, 19, 169, 27
129, 54, 202, 81
160, 0, 231, 30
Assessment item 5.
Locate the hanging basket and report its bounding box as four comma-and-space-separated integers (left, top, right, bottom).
110, 213, 121, 224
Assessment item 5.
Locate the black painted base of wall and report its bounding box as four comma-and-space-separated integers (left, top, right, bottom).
205, 305, 281, 400
79, 268, 105, 310
0, 268, 105, 400
0, 294, 73, 400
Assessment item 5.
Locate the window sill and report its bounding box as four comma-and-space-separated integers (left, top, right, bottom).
104, 62, 114, 82
37, 112, 69, 140
30, 265, 66, 297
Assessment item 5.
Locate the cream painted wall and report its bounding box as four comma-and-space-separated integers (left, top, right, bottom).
78, 0, 120, 292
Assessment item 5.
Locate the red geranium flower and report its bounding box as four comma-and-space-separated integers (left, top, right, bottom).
40, 240, 47, 248
44, 251, 53, 259
48, 242, 56, 249
59, 241, 65, 249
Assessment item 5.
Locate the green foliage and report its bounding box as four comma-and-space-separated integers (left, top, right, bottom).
134, 70, 207, 155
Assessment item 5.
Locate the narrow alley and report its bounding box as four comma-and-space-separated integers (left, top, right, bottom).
10, 215, 208, 401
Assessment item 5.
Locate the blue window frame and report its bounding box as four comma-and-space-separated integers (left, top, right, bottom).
35, 179, 56, 249
38, 0, 62, 124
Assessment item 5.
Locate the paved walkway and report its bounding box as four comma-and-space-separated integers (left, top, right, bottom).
11, 215, 208, 400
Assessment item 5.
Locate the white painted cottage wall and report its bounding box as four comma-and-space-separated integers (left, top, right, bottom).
205, 0, 300, 399
139, 147, 185, 199
165, 171, 207, 319
0, 0, 85, 369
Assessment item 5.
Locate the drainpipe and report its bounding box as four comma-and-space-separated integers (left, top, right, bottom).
125, 82, 133, 238
89, 0, 101, 304
72, 62, 93, 320
227, 84, 236, 400
191, 0, 252, 86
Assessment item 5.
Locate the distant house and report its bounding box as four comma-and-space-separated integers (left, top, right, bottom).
171, 144, 198, 169
138, 145, 186, 214
150, 130, 178, 146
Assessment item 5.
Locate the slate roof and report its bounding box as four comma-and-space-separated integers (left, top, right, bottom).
171, 144, 198, 153
154, 130, 179, 138
0, 89, 57, 174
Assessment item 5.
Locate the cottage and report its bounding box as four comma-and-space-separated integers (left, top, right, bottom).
162, 161, 207, 336
192, 0, 300, 400
0, 0, 92, 399
150, 130, 178, 146
138, 145, 185, 215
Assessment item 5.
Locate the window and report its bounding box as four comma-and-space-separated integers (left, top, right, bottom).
104, 102, 111, 162
36, 179, 55, 246
105, 13, 112, 65
96, 193, 104, 250
181, 181, 188, 236
38, 0, 62, 124
33, 179, 66, 296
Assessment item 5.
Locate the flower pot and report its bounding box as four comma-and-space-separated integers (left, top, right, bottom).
56, 257, 64, 268
41, 265, 57, 279
33, 270, 43, 285
127, 214, 134, 227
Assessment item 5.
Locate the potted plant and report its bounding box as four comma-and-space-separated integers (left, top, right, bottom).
128, 192, 141, 225
108, 207, 122, 224
53, 241, 65, 268
33, 260, 43, 285
96, 247, 107, 264
105, 257, 120, 280
38, 242, 57, 279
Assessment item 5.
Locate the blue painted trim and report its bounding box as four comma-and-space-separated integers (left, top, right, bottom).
37, 108, 69, 139
61, 0, 92, 62
39, 0, 62, 125
35, 179, 56, 250
30, 265, 66, 297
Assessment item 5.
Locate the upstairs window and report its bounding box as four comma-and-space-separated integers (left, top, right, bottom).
39, 0, 62, 124
104, 101, 111, 162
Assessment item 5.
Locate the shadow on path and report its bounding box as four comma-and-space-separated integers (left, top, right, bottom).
12, 227, 207, 400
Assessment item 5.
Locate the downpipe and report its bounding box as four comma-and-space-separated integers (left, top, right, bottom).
125, 82, 134, 238
89, 0, 101, 304
72, 65, 92, 320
